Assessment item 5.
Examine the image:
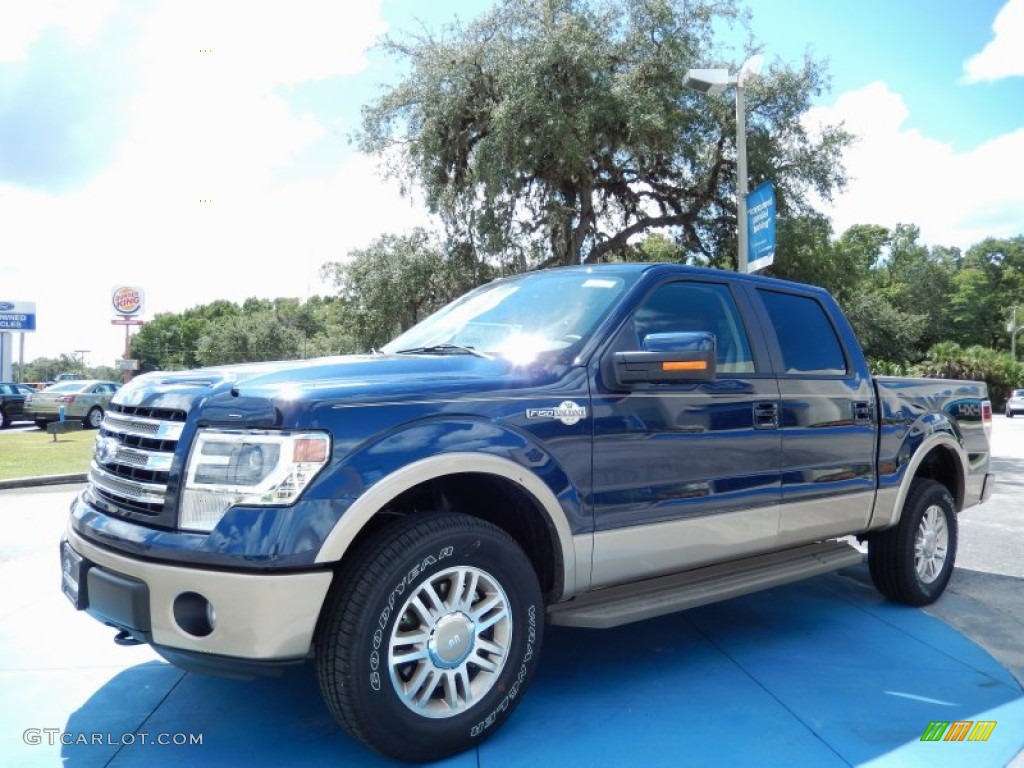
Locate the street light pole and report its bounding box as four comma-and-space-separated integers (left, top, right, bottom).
735, 78, 749, 274
1011, 306, 1021, 361
682, 55, 763, 273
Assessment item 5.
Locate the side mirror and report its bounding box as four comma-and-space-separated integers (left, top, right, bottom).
611, 332, 716, 387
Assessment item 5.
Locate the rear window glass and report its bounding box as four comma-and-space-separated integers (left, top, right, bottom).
758, 290, 847, 376
46, 382, 86, 393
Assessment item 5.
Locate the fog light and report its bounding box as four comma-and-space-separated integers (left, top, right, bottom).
173, 591, 215, 637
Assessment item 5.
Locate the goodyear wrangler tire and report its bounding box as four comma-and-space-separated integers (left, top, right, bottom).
315, 512, 544, 763
868, 479, 958, 606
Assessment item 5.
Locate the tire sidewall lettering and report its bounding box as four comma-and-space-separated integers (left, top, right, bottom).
368, 542, 463, 697
469, 604, 538, 739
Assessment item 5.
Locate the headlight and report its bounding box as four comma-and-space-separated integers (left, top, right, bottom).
180, 429, 330, 532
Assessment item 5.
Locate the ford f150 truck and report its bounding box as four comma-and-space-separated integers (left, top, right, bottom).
60, 264, 994, 762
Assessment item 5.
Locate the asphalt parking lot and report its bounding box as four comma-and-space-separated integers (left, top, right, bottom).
1, 422, 1023, 766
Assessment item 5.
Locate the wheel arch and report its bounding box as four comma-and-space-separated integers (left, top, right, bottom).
874, 433, 968, 529
314, 453, 581, 602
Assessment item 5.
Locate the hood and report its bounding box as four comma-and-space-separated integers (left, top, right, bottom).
113, 353, 569, 416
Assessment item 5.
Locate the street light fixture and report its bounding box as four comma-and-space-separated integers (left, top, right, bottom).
683, 54, 764, 273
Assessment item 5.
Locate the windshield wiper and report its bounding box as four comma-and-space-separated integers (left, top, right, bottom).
394, 344, 492, 359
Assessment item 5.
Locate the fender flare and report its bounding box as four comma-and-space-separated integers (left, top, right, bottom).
873, 432, 968, 529
314, 452, 581, 599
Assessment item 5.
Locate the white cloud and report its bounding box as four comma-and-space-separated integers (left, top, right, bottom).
963, 0, 1024, 82
804, 81, 1024, 249
1, 0, 435, 368
0, 0, 116, 62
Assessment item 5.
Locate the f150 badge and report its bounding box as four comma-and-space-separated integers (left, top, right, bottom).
526, 401, 587, 426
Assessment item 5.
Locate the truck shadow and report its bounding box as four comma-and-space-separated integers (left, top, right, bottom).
62, 568, 1024, 767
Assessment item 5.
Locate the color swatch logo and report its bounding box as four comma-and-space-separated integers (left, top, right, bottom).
920, 720, 996, 742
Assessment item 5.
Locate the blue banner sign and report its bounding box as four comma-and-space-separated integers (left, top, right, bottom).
0, 300, 37, 331
746, 181, 776, 273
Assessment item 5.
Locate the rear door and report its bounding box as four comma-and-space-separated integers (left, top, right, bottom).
750, 287, 877, 545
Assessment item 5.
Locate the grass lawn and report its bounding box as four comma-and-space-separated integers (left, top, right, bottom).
0, 429, 95, 480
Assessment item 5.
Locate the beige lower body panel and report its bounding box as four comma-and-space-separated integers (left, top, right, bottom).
589, 506, 780, 591
776, 491, 875, 546
66, 526, 332, 659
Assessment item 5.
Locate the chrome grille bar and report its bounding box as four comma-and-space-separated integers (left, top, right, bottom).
97, 442, 174, 472
102, 412, 185, 441
89, 462, 167, 505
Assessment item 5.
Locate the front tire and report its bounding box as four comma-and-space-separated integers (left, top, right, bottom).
868, 479, 958, 606
1007, 409, 1014, 418
0, 408, 8, 429
316, 512, 544, 763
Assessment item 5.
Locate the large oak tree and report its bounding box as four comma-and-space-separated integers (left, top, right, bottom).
359, 0, 851, 268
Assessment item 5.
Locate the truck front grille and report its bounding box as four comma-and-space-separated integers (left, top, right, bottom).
87, 403, 187, 526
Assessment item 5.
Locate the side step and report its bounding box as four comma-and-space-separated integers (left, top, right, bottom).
547, 541, 864, 629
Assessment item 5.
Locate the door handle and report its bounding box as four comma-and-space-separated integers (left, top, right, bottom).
852, 401, 873, 425
753, 401, 779, 430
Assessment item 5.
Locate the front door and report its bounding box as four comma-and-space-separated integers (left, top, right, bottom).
589, 278, 782, 589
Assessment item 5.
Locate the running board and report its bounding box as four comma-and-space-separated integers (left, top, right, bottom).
547, 541, 864, 629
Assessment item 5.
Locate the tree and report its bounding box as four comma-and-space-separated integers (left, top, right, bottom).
321, 229, 494, 351
131, 300, 242, 371
950, 236, 1024, 352
196, 312, 305, 366
360, 0, 850, 268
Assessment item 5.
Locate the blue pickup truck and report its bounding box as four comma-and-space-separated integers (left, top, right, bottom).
60, 264, 994, 761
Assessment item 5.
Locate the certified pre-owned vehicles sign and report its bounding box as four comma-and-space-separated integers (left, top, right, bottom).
0, 300, 37, 331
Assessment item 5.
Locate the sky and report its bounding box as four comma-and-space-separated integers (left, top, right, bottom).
0, 0, 1022, 368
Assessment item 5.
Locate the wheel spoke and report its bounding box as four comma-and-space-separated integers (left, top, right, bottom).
391, 640, 430, 665
414, 670, 442, 709
470, 594, 503, 622
456, 668, 473, 705
401, 663, 432, 704
441, 671, 459, 710
408, 596, 435, 625
422, 581, 446, 614
471, 649, 501, 673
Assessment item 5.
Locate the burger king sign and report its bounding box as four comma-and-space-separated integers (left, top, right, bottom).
111, 286, 145, 317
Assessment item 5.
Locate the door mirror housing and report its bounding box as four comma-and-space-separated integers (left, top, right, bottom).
611, 332, 717, 387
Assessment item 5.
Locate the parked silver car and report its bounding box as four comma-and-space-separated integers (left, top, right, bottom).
25, 380, 121, 429
1006, 389, 1024, 417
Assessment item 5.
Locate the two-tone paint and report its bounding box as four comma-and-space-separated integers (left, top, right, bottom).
62, 263, 994, 667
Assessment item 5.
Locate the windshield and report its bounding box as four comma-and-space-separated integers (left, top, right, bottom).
381, 271, 635, 364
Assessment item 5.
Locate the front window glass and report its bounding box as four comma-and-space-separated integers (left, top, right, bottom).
381, 271, 635, 364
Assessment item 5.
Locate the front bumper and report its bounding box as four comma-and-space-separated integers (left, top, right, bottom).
62, 525, 333, 665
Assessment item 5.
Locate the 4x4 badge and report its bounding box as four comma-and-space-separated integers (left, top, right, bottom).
526, 401, 587, 426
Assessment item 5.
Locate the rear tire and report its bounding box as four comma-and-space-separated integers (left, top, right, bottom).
35, 419, 49, 430
315, 512, 544, 762
868, 479, 957, 606
85, 407, 103, 429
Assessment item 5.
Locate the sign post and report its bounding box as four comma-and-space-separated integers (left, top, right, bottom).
111, 287, 145, 383
746, 181, 776, 274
